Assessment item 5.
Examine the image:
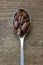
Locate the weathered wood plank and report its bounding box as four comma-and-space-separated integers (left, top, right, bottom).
0, 0, 43, 65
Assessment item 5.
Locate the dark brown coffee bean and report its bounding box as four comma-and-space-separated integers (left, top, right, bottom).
14, 15, 18, 21
21, 16, 25, 24
21, 22, 29, 32
17, 28, 21, 36
22, 11, 27, 17
18, 16, 21, 24
19, 9, 24, 12
18, 16, 26, 25
14, 21, 19, 29
21, 17, 28, 23
18, 16, 24, 25
17, 9, 22, 16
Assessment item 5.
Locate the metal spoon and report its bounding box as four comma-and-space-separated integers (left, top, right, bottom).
13, 9, 31, 65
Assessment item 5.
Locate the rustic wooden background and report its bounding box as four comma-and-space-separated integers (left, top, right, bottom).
0, 0, 43, 65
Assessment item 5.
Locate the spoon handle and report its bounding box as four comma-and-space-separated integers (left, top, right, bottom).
20, 37, 24, 65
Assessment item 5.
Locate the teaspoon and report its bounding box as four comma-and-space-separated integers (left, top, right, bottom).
13, 8, 31, 65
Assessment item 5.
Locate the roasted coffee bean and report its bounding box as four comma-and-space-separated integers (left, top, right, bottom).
18, 16, 21, 24
21, 16, 25, 24
22, 11, 27, 17
18, 16, 25, 25
17, 9, 22, 16
17, 28, 21, 35
14, 21, 19, 29
19, 9, 24, 12
21, 16, 27, 24
14, 15, 18, 21
21, 22, 29, 32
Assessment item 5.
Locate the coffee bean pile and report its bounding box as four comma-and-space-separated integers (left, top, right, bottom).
13, 9, 30, 37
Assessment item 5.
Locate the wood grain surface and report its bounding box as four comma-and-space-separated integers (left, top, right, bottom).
0, 0, 43, 65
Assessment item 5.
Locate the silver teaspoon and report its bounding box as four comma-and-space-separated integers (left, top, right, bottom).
13, 8, 31, 65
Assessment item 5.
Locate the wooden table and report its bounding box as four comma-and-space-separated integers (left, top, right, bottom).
0, 0, 43, 65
